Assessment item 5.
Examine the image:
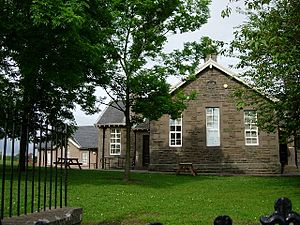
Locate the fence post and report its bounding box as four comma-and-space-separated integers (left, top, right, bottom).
260, 197, 300, 225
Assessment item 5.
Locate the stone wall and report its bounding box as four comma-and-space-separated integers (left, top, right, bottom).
2, 207, 82, 225
97, 127, 148, 169
150, 67, 281, 174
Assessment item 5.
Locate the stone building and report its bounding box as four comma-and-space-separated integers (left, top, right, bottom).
149, 58, 281, 174
96, 101, 150, 170
94, 58, 300, 174
68, 126, 98, 169
39, 126, 98, 169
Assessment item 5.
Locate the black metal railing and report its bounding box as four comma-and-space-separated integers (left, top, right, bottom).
0, 113, 69, 220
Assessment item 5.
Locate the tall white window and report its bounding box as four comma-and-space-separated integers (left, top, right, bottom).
206, 108, 220, 146
244, 110, 259, 145
169, 117, 182, 147
110, 128, 121, 155
81, 151, 88, 165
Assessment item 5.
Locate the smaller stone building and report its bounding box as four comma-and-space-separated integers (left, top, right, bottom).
96, 101, 150, 170
39, 126, 98, 169
68, 126, 98, 169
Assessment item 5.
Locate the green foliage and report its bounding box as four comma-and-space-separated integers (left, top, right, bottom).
0, 0, 112, 170
230, 0, 300, 141
97, 0, 212, 181
0, 0, 110, 127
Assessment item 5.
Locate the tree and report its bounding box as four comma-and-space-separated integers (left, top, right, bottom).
0, 0, 111, 170
98, 0, 214, 181
229, 0, 300, 162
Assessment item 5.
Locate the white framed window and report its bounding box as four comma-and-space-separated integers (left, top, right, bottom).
206, 108, 220, 146
110, 128, 121, 155
244, 110, 259, 145
81, 151, 88, 165
169, 117, 182, 147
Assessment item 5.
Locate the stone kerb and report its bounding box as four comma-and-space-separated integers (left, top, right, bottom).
2, 207, 82, 225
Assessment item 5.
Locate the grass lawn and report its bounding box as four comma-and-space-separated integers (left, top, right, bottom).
66, 169, 300, 225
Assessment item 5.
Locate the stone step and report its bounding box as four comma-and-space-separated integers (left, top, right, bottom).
283, 165, 300, 175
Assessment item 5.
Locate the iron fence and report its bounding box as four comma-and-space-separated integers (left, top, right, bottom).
0, 112, 69, 220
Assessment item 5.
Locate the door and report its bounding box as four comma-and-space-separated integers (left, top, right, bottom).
142, 135, 150, 167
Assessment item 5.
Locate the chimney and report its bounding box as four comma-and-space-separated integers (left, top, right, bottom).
204, 54, 217, 62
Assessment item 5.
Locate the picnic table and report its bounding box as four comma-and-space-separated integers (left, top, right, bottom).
176, 163, 197, 176
54, 157, 82, 170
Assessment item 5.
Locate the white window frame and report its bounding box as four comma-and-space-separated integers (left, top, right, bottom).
110, 128, 121, 155
169, 116, 182, 147
81, 151, 89, 165
206, 108, 220, 147
244, 110, 259, 146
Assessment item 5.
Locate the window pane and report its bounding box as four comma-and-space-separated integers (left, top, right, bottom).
169, 116, 182, 146
206, 108, 220, 146
171, 133, 175, 139
244, 110, 258, 145
110, 129, 121, 155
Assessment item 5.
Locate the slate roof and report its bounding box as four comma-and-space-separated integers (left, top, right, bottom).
170, 58, 276, 102
170, 58, 247, 93
96, 101, 126, 126
96, 101, 149, 130
71, 126, 98, 149
133, 119, 150, 130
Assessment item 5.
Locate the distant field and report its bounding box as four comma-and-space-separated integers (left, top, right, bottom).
65, 170, 300, 225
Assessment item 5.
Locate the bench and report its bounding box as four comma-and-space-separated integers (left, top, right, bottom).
176, 163, 197, 176
54, 157, 82, 170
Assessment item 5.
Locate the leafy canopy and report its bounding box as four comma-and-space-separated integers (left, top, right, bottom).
97, 0, 212, 181
230, 0, 300, 141
0, 0, 110, 126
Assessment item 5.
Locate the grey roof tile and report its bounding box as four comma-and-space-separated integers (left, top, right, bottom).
133, 119, 150, 130
72, 126, 98, 149
96, 101, 125, 126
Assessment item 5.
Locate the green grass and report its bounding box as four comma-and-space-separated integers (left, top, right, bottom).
66, 170, 300, 225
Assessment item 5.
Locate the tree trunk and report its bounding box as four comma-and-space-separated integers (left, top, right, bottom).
19, 110, 29, 172
19, 73, 34, 172
123, 92, 131, 182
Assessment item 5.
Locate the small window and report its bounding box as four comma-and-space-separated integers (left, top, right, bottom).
169, 117, 182, 147
206, 108, 220, 146
244, 110, 259, 145
110, 128, 121, 155
81, 152, 88, 165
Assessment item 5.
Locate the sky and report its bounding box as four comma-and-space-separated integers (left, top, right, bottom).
74, 0, 246, 126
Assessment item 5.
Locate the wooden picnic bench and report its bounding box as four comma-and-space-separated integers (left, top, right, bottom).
176, 163, 197, 176
54, 157, 82, 170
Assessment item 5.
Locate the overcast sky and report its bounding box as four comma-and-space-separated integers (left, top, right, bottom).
74, 0, 246, 126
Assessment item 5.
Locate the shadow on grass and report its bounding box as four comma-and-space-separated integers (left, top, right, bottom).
66, 168, 217, 189
66, 168, 300, 190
